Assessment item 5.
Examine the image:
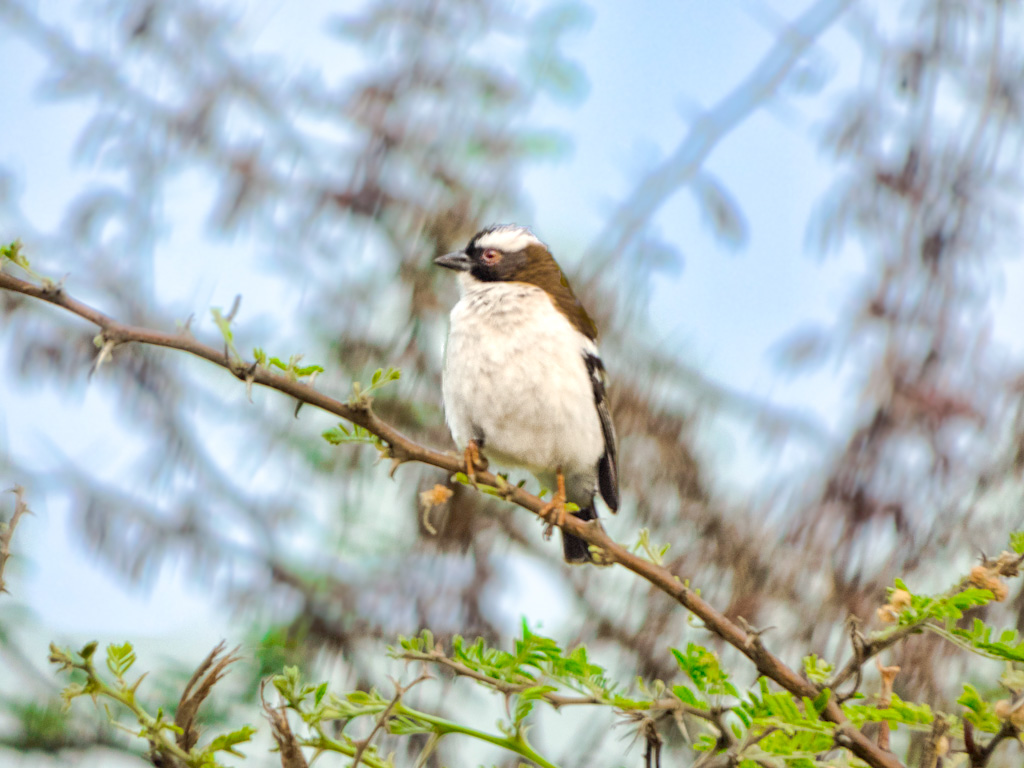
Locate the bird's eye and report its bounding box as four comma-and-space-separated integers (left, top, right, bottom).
481, 249, 502, 265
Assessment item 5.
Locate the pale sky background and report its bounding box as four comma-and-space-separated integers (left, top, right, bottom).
2, 0, 1024, 753
0, 0, 842, 639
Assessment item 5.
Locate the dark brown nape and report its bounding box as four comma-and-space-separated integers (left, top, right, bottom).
514, 242, 599, 340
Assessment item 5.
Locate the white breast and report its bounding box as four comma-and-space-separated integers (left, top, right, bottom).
442, 278, 604, 479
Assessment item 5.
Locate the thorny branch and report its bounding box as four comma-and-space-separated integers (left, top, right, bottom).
0, 485, 30, 595
0, 268, 903, 768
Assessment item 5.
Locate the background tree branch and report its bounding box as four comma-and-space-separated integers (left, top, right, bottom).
0, 486, 29, 596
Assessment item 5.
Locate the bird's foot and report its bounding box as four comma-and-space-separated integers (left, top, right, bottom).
538, 470, 567, 540
463, 440, 488, 486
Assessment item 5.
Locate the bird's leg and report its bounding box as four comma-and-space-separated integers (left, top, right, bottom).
538, 468, 567, 539
463, 439, 488, 486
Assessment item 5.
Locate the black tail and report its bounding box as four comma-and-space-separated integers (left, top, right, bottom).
561, 506, 598, 564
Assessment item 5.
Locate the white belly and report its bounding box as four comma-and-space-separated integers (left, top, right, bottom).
442, 281, 603, 477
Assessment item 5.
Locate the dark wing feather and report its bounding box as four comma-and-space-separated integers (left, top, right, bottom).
584, 352, 618, 511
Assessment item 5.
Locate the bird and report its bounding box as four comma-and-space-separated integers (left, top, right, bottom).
435, 223, 618, 563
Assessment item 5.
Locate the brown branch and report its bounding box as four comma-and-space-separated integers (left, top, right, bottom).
0, 485, 31, 595
984, 725, 1016, 767
0, 269, 905, 768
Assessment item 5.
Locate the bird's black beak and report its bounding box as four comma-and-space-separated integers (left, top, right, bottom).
434, 250, 473, 272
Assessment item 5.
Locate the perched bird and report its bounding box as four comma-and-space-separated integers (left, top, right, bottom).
435, 224, 618, 563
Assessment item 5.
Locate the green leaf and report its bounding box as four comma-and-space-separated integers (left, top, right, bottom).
80, 641, 99, 662
208, 724, 256, 756
810, 688, 831, 716
513, 685, 558, 726
1010, 531, 1024, 554
106, 642, 136, 679
672, 684, 704, 708
210, 307, 234, 344
803, 654, 833, 684
958, 684, 1002, 734
843, 693, 933, 728
322, 423, 380, 447
671, 643, 734, 697
388, 714, 433, 736
314, 682, 328, 707
351, 366, 402, 404
1, 240, 29, 269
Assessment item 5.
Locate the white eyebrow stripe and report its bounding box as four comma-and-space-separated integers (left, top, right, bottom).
475, 225, 546, 253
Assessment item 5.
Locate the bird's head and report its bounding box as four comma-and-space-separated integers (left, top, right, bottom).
435, 224, 551, 283
435, 224, 599, 340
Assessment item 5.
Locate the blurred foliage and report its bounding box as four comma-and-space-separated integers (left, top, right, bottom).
3, 0, 1024, 765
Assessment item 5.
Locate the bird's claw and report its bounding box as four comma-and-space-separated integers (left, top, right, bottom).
463, 440, 488, 486
538, 470, 567, 539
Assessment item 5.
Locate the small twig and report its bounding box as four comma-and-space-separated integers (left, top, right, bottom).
351, 672, 431, 768
737, 617, 775, 650
828, 587, 976, 693
835, 617, 866, 702
875, 658, 900, 752
964, 720, 979, 764
0, 486, 31, 595
224, 294, 242, 322
641, 716, 662, 768
971, 722, 1017, 767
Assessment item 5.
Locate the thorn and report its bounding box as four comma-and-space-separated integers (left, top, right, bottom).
89, 337, 116, 379
738, 617, 776, 649
225, 294, 242, 322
